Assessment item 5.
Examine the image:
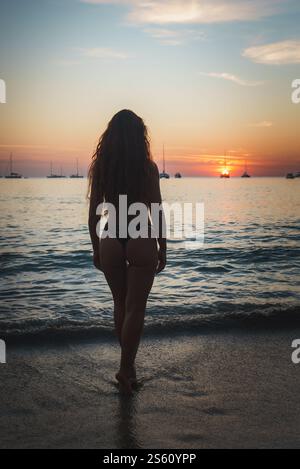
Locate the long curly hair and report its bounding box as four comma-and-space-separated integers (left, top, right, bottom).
88, 109, 153, 205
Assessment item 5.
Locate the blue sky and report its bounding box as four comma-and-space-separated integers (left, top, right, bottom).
0, 0, 300, 176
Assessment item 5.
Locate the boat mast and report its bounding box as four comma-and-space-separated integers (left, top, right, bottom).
9, 153, 13, 174
163, 144, 165, 173
76, 158, 79, 177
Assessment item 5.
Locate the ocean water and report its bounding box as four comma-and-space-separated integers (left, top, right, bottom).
0, 178, 299, 338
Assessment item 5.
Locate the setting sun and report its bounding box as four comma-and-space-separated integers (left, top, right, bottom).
220, 167, 230, 178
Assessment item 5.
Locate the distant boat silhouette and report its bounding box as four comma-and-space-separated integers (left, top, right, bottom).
294, 171, 300, 178
286, 173, 295, 179
220, 152, 230, 178
47, 161, 66, 178
175, 172, 182, 178
159, 145, 170, 179
70, 158, 84, 178
5, 153, 23, 179
241, 160, 251, 178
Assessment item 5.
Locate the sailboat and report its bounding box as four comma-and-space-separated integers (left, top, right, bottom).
47, 161, 66, 178
70, 159, 84, 178
159, 145, 170, 179
220, 153, 230, 178
241, 160, 251, 178
5, 153, 23, 179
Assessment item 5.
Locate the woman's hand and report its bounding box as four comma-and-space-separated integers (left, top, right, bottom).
93, 251, 102, 271
156, 249, 166, 274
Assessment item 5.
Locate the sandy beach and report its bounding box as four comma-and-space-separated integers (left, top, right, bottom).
1, 327, 300, 449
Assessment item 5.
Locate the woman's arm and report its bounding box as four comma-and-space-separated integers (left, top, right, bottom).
88, 176, 103, 269
149, 162, 167, 273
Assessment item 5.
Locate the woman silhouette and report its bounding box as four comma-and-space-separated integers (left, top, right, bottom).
88, 110, 166, 394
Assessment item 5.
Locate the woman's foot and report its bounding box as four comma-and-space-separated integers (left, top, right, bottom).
115, 371, 133, 395
128, 365, 138, 389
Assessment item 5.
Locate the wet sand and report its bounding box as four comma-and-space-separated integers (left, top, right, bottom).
1, 329, 300, 448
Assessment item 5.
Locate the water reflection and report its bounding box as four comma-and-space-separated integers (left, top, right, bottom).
116, 393, 142, 449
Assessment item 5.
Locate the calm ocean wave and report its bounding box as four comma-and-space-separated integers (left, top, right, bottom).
1, 178, 300, 338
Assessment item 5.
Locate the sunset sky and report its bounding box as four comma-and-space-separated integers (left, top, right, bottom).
0, 0, 300, 176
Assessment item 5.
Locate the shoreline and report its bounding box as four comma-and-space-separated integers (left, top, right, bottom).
2, 303, 300, 345
1, 327, 300, 448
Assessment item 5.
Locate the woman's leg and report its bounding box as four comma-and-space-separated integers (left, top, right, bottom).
99, 237, 127, 344
119, 238, 158, 376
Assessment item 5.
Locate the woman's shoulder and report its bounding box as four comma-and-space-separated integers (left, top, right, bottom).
143, 160, 161, 202
146, 160, 159, 178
